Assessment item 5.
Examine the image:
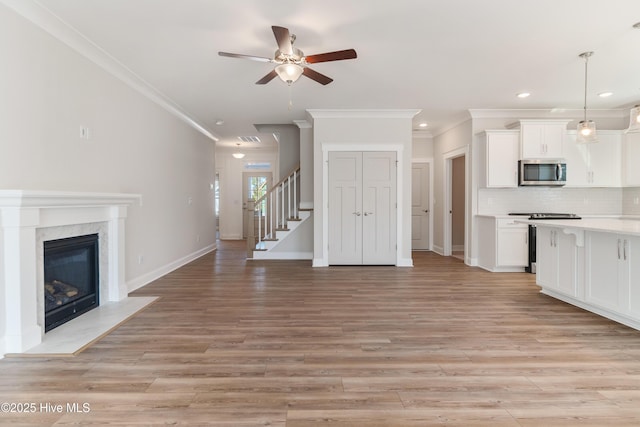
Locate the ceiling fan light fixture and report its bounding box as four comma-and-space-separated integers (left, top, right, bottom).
232, 152, 245, 159
626, 105, 640, 134
275, 63, 303, 84
576, 51, 598, 144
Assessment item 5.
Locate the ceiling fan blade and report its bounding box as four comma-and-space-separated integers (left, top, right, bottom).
272, 26, 293, 56
256, 70, 278, 84
305, 49, 357, 64
218, 51, 273, 63
302, 67, 333, 85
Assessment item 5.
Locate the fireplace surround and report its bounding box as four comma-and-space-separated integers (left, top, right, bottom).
0, 190, 141, 356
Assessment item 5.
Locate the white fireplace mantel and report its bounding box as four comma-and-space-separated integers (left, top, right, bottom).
0, 190, 141, 356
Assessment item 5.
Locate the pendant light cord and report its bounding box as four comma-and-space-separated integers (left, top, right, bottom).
579, 51, 593, 123
583, 54, 588, 122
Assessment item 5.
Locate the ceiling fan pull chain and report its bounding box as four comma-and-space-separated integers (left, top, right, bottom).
288, 84, 293, 110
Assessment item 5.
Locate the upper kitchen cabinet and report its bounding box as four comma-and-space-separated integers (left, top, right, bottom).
563, 130, 622, 187
509, 120, 570, 159
624, 132, 640, 187
479, 130, 519, 188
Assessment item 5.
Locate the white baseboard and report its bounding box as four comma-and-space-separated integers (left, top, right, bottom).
127, 244, 215, 293
397, 258, 414, 267
432, 245, 445, 256
452, 244, 464, 252
251, 251, 313, 260
299, 201, 314, 210
312, 258, 328, 267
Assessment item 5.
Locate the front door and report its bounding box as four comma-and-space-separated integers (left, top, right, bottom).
328, 151, 397, 265
242, 172, 272, 239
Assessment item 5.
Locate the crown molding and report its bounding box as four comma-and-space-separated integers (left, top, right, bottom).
1, 0, 218, 142
307, 109, 421, 119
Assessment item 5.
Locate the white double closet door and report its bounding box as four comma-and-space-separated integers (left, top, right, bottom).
328, 151, 397, 265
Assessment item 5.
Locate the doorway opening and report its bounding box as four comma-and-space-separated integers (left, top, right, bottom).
444, 147, 468, 261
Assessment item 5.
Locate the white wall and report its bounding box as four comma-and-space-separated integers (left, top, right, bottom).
309, 110, 418, 267
0, 5, 217, 298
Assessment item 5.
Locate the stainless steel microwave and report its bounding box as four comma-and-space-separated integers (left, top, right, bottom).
518, 159, 566, 186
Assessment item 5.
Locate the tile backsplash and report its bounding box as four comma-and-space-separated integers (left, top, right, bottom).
478, 187, 624, 215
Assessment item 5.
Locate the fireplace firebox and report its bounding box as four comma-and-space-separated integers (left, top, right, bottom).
44, 234, 99, 332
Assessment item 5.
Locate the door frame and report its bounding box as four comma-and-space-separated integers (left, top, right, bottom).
411, 158, 434, 251
443, 146, 468, 258
320, 144, 405, 267
242, 171, 272, 239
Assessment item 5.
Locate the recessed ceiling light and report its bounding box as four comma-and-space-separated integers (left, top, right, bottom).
517, 92, 530, 98
598, 91, 613, 98
419, 122, 428, 128
215, 120, 225, 126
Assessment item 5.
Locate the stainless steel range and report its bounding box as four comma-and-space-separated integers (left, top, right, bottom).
508, 212, 582, 273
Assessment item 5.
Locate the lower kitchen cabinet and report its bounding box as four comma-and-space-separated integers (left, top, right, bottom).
496, 219, 528, 267
585, 231, 640, 319
477, 216, 528, 272
535, 222, 640, 330
536, 226, 579, 298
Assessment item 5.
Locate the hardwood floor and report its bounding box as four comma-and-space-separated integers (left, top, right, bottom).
2, 240, 640, 426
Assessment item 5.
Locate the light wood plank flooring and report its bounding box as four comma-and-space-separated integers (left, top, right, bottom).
2, 240, 640, 426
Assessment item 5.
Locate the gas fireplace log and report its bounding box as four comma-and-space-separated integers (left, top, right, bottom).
51, 280, 79, 297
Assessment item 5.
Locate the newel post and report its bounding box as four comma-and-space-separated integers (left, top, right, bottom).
246, 199, 255, 258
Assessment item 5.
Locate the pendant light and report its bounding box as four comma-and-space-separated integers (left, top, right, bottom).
232, 142, 245, 159
626, 105, 640, 133
576, 51, 599, 144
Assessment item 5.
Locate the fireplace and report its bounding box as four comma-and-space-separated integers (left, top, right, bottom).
0, 190, 140, 356
44, 234, 100, 332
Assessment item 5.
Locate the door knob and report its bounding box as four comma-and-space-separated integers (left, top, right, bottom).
423, 209, 429, 213
364, 212, 373, 216
353, 212, 361, 216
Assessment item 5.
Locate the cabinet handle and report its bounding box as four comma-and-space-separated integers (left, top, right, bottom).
353, 212, 361, 216
550, 231, 554, 247
364, 212, 373, 216
624, 239, 628, 261
618, 239, 621, 260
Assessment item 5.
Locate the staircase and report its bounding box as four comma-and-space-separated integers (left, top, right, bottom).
246, 165, 312, 259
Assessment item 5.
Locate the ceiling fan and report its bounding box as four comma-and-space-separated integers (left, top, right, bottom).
219, 26, 357, 85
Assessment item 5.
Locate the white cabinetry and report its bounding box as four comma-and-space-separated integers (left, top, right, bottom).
563, 130, 622, 187
536, 226, 579, 298
496, 219, 528, 267
476, 216, 527, 272
585, 231, 640, 318
516, 120, 570, 159
623, 132, 640, 187
480, 130, 519, 188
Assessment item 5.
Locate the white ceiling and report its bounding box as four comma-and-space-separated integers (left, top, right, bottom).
20, 0, 640, 147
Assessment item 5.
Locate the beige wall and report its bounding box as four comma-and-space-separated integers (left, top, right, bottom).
0, 5, 217, 295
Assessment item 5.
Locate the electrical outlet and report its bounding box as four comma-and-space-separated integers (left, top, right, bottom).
634, 197, 640, 205
196, 234, 201, 243
187, 196, 193, 205
138, 255, 144, 264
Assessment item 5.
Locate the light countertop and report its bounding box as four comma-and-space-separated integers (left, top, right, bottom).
516, 217, 640, 236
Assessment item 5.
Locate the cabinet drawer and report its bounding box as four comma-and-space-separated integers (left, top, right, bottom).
497, 218, 528, 228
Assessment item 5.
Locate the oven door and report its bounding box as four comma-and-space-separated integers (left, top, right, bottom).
525, 224, 536, 274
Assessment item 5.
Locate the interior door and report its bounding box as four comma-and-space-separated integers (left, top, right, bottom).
411, 163, 430, 250
328, 152, 362, 265
328, 151, 396, 265
362, 152, 397, 264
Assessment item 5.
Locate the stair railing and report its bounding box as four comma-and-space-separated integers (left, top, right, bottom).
247, 165, 300, 257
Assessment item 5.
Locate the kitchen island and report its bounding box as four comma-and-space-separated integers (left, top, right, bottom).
523, 217, 640, 331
